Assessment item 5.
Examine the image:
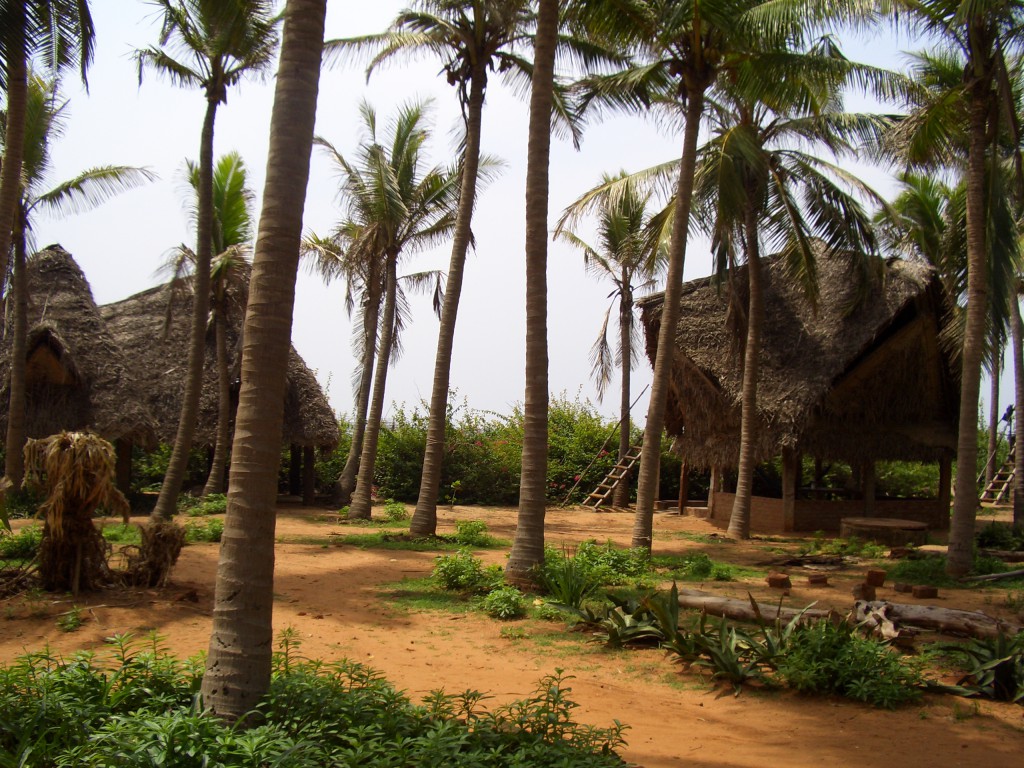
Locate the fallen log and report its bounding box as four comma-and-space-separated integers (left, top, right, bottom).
978, 549, 1024, 564
958, 567, 1024, 583
676, 589, 1022, 639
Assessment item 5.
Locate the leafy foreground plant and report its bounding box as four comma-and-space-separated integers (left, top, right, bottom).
937, 632, 1024, 703
0, 633, 629, 767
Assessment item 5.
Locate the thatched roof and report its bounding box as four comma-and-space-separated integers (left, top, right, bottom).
100, 278, 338, 449
0, 246, 156, 444
639, 251, 959, 469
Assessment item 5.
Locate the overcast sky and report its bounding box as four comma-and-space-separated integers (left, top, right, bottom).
37, 1, 1012, 426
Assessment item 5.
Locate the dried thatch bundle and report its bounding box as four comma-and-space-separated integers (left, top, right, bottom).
25, 431, 129, 593
121, 520, 185, 588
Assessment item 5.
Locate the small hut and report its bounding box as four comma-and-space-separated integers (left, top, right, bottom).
639, 251, 959, 534
0, 246, 156, 488
100, 280, 338, 500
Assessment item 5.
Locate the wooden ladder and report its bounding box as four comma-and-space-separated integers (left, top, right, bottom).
980, 443, 1016, 504
582, 444, 642, 509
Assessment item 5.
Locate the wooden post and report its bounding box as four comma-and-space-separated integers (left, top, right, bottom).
708, 465, 720, 517
302, 446, 316, 506
813, 456, 824, 488
677, 461, 690, 514
782, 447, 797, 531
863, 460, 876, 517
115, 439, 132, 498
938, 453, 952, 530
289, 444, 301, 496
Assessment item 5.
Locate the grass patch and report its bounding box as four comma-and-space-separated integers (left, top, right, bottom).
101, 523, 141, 546
652, 552, 761, 582
888, 554, 1022, 589
799, 533, 887, 559
659, 531, 735, 545
332, 530, 508, 551
0, 525, 42, 561
380, 577, 478, 614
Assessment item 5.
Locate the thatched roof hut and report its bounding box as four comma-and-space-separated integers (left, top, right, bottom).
0, 246, 156, 444
99, 279, 338, 450
639, 251, 959, 533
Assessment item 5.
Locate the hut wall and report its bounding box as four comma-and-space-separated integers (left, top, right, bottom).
708, 493, 948, 533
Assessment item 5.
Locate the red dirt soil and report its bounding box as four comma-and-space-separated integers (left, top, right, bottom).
2, 505, 1023, 767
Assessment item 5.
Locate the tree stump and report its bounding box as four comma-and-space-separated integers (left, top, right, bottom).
839, 517, 928, 547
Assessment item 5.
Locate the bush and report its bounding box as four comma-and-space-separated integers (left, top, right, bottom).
177, 494, 227, 517
0, 525, 43, 560
453, 519, 495, 547
0, 634, 629, 767
2, 488, 44, 520
184, 518, 224, 544
568, 540, 650, 586
540, 549, 604, 609
383, 499, 409, 522
666, 552, 735, 582
433, 549, 486, 591
481, 586, 527, 619
889, 554, 1009, 587
977, 522, 1024, 551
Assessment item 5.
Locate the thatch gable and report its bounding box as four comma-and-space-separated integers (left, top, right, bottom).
0, 246, 156, 443
639, 252, 959, 469
100, 279, 337, 449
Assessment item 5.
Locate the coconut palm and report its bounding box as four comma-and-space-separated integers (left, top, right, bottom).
165, 152, 255, 497
555, 171, 666, 509
879, 19, 1024, 574
693, 69, 888, 539
327, 0, 596, 536
200, 0, 326, 722
881, 0, 1024, 576
136, 0, 279, 522
0, 0, 94, 309
2, 76, 154, 489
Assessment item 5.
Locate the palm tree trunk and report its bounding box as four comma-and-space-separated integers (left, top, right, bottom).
727, 206, 763, 540
336, 282, 382, 505
948, 89, 991, 577
632, 89, 705, 550
0, 12, 26, 306
409, 66, 486, 537
201, 0, 325, 721
985, 351, 1000, 486
349, 255, 398, 520
151, 95, 219, 521
612, 278, 633, 508
1012, 299, 1023, 528
506, 0, 557, 583
202, 306, 231, 495
4, 218, 28, 489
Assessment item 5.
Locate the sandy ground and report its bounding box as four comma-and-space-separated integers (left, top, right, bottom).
2, 504, 1024, 767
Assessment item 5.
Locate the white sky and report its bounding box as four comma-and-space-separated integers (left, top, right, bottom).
37, 1, 1013, 426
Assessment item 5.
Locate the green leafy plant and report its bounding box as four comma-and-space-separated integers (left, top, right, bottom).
976, 522, 1024, 551
663, 552, 735, 582
382, 499, 409, 522
481, 586, 527, 619
432, 549, 485, 592
183, 518, 224, 543
799, 533, 886, 559
453, 519, 495, 547
56, 606, 84, 632
0, 525, 43, 560
101, 524, 141, 546
937, 632, 1024, 703
539, 546, 604, 609
177, 493, 228, 517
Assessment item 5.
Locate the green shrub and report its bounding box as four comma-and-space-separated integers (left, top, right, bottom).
2, 488, 43, 520
976, 523, 1024, 551
177, 493, 227, 517
539, 549, 604, 609
774, 620, 923, 707
433, 549, 485, 591
453, 519, 495, 547
799, 533, 886, 559
383, 499, 409, 522
889, 554, 1009, 587
0, 634, 628, 767
101, 524, 141, 546
937, 632, 1024, 703
184, 518, 224, 544
0, 525, 42, 560
481, 586, 527, 619
569, 540, 651, 586
664, 552, 734, 582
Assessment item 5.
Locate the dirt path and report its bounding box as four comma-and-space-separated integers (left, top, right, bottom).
2, 505, 1023, 767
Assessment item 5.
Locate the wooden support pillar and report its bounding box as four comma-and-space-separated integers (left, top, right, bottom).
677, 461, 690, 514
863, 460, 877, 517
813, 457, 824, 488
782, 447, 797, 532
938, 453, 952, 529
302, 446, 316, 506
289, 444, 301, 496
115, 439, 132, 499
708, 465, 721, 517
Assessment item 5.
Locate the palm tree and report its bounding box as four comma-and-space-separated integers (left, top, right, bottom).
136, 0, 279, 522
692, 72, 887, 539
200, 0, 326, 722
313, 102, 462, 520
166, 152, 255, 497
2, 76, 154, 488
574, 0, 779, 550
555, 171, 666, 508
880, 14, 1024, 573
0, 0, 94, 310
506, 0, 560, 583
326, 1, 559, 536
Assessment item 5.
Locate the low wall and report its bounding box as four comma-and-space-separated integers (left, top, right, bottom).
708, 493, 948, 534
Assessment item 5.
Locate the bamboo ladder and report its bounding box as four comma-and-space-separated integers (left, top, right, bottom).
581, 443, 643, 510
980, 443, 1016, 504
